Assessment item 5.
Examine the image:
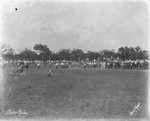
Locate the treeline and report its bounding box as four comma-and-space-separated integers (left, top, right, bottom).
1, 44, 149, 61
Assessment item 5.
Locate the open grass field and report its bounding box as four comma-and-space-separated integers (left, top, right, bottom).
0, 67, 149, 120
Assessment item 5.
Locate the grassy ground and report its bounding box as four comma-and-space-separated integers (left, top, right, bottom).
0, 67, 149, 120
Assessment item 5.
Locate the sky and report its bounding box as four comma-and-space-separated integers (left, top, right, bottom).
0, 0, 149, 52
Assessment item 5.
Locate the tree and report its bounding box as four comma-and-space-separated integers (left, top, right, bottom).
117, 46, 148, 60
135, 46, 141, 52
19, 49, 37, 61
141, 50, 149, 60
117, 46, 131, 60
85, 51, 100, 61
100, 50, 116, 60
58, 49, 71, 60
136, 50, 149, 60
34, 44, 52, 61
1, 44, 15, 60
129, 47, 136, 60
71, 49, 84, 61
51, 52, 58, 61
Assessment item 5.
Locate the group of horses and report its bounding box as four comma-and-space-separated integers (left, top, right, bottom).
9, 62, 54, 77
10, 63, 30, 76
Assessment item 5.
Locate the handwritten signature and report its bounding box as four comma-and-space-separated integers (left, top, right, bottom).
5, 109, 28, 116
129, 103, 141, 116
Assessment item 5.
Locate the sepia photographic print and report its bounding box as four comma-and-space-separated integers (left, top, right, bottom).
0, 0, 149, 121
